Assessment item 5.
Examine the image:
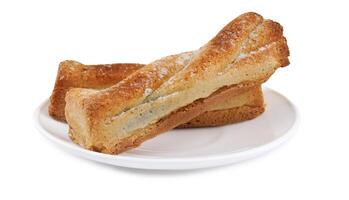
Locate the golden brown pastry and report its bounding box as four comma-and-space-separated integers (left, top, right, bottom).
65, 12, 289, 154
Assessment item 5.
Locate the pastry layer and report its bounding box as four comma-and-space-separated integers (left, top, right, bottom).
65, 12, 289, 154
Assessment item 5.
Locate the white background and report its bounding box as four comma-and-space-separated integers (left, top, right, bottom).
1, 0, 348, 199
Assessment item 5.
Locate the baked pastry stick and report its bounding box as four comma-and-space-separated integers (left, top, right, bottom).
65, 12, 289, 154
49, 60, 264, 125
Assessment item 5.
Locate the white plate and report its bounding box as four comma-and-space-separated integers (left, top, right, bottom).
35, 88, 298, 170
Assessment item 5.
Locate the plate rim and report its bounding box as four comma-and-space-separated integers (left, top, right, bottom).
34, 87, 299, 169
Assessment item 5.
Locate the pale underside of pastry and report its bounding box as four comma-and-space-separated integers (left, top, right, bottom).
65, 12, 290, 154
49, 60, 264, 126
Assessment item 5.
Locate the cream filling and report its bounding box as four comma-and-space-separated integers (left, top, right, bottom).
207, 88, 259, 111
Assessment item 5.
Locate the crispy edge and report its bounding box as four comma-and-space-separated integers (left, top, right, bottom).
48, 60, 143, 121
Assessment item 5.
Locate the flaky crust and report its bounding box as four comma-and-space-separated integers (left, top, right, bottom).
65, 12, 290, 154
